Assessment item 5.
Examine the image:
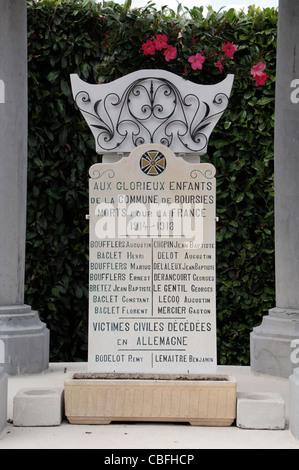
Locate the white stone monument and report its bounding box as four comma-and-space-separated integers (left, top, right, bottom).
65, 70, 237, 426
250, 0, 299, 379
0, 0, 49, 375
88, 143, 217, 374
71, 70, 234, 374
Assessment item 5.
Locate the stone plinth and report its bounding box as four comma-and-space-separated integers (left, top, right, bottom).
0, 367, 8, 435
0, 306, 49, 375
64, 373, 237, 426
250, 308, 299, 378
13, 387, 64, 427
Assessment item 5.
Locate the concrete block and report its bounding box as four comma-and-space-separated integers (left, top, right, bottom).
13, 387, 64, 427
0, 368, 8, 435
289, 368, 299, 439
236, 392, 285, 430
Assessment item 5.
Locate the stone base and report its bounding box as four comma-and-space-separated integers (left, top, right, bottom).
250, 307, 299, 378
0, 367, 8, 435
64, 373, 237, 426
13, 387, 64, 427
236, 392, 285, 430
289, 368, 299, 439
0, 305, 49, 375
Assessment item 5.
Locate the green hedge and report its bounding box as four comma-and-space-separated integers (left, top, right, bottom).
26, 0, 277, 364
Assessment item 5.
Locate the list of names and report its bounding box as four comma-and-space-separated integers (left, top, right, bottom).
88, 145, 217, 374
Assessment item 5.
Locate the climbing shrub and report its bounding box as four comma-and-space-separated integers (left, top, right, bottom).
26, 0, 277, 364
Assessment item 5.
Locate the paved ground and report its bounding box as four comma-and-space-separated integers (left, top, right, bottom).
0, 363, 299, 449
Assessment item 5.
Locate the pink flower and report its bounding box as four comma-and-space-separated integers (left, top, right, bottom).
254, 73, 269, 86
188, 52, 205, 70
163, 45, 177, 62
251, 62, 266, 77
141, 39, 155, 56
251, 62, 268, 86
222, 41, 237, 59
154, 34, 168, 51
214, 56, 224, 73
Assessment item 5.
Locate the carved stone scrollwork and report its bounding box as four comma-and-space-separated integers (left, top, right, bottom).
71, 70, 234, 155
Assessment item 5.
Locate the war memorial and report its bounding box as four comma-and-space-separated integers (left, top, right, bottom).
0, 0, 299, 449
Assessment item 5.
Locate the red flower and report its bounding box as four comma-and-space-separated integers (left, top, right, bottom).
214, 56, 224, 73
153, 34, 168, 51
188, 52, 205, 70
254, 73, 269, 86
164, 45, 177, 62
141, 39, 155, 56
222, 41, 237, 59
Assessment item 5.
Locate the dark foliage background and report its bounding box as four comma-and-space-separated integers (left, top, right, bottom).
26, 0, 277, 363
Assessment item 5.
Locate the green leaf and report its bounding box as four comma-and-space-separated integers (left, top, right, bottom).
59, 127, 67, 147
235, 192, 245, 203
60, 78, 71, 96
257, 96, 275, 106
47, 70, 60, 82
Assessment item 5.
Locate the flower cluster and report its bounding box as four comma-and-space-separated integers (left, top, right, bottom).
250, 62, 269, 87
141, 34, 177, 62
141, 34, 268, 87
212, 41, 238, 73
141, 35, 238, 71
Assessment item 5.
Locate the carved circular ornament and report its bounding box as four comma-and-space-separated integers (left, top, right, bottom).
140, 150, 167, 176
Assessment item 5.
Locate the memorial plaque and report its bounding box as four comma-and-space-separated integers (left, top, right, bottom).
88, 143, 217, 374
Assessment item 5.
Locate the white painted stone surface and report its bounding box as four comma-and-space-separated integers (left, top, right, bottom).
236, 391, 285, 430
289, 368, 299, 439
88, 144, 217, 374
0, 367, 8, 435
71, 69, 233, 376
70, 70, 233, 155
13, 388, 64, 427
